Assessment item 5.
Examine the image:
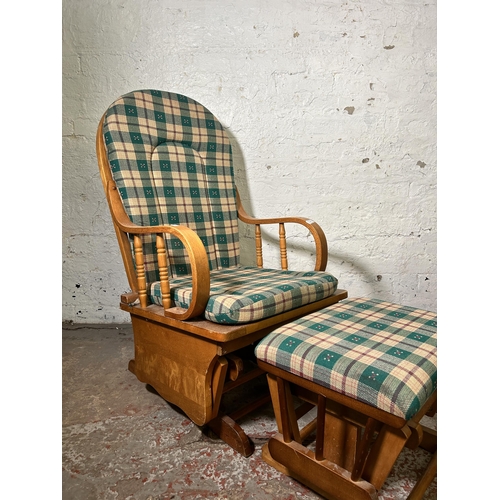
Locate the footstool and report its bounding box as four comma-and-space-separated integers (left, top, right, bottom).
255, 297, 437, 500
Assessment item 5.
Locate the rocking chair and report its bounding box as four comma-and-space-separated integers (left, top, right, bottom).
96, 89, 347, 456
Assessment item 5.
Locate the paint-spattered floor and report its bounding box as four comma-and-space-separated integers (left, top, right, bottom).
62, 324, 437, 500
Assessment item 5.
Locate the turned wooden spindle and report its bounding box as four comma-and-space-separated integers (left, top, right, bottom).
255, 224, 263, 268
156, 234, 171, 310
133, 235, 148, 307
279, 223, 288, 270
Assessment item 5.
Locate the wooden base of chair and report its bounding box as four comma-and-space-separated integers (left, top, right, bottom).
122, 289, 348, 456
259, 367, 437, 500
130, 348, 264, 457
206, 386, 272, 457
208, 415, 255, 457
127, 320, 265, 457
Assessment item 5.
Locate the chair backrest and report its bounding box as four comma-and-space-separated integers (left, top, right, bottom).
101, 89, 240, 282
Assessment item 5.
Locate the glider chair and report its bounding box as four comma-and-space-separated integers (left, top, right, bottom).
255, 297, 437, 499
96, 89, 347, 456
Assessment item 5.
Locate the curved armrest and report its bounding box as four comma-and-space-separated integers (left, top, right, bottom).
236, 189, 328, 271
107, 182, 210, 320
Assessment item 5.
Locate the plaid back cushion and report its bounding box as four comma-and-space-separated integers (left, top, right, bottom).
102, 89, 239, 281
255, 298, 437, 420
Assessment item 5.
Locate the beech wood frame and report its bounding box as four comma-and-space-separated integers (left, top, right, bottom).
258, 360, 437, 499
96, 117, 347, 456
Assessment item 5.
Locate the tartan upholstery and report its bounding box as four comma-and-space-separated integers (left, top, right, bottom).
102, 89, 239, 281
101, 89, 340, 325
151, 266, 338, 324
255, 298, 437, 419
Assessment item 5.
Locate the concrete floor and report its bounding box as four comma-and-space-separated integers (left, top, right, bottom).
62, 324, 437, 500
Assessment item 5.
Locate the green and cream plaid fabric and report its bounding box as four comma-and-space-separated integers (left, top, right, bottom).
255, 298, 437, 419
102, 89, 239, 281
103, 89, 339, 325
150, 266, 338, 324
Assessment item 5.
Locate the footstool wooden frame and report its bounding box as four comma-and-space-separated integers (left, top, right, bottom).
255, 298, 437, 500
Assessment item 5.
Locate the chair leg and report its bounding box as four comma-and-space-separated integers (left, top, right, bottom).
208, 415, 255, 457
208, 386, 271, 458
407, 451, 437, 500
210, 357, 229, 419
207, 357, 272, 457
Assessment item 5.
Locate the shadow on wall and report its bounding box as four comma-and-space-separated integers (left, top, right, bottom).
225, 128, 379, 295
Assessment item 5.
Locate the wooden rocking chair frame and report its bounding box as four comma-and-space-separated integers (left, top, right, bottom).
96, 114, 347, 456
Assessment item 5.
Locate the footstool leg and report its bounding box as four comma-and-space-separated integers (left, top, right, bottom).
264, 374, 379, 500
267, 374, 301, 442
363, 423, 412, 489
407, 451, 437, 500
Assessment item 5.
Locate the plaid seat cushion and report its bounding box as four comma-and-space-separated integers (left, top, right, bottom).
150, 266, 338, 324
255, 298, 437, 420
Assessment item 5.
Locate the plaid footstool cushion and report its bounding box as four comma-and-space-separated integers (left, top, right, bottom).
255, 297, 437, 420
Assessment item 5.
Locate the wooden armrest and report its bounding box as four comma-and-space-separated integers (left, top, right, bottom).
236, 188, 328, 271
107, 182, 210, 320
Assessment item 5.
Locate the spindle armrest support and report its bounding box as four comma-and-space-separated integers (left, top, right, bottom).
107, 181, 210, 320
236, 189, 328, 271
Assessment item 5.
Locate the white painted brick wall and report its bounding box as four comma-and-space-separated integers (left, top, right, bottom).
62, 0, 437, 323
